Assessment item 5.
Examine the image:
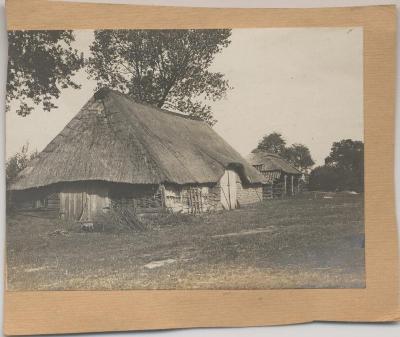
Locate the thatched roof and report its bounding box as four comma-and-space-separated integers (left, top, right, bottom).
247, 150, 301, 175
10, 89, 265, 191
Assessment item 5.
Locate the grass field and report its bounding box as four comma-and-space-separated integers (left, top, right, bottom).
6, 192, 365, 290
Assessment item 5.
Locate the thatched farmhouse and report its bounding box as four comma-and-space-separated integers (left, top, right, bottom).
9, 89, 265, 220
247, 150, 302, 199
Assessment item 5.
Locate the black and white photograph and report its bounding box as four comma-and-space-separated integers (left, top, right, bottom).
5, 28, 364, 290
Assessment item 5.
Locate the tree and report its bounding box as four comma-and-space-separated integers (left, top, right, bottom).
86, 29, 232, 125
6, 143, 38, 187
325, 139, 364, 192
308, 166, 341, 191
284, 143, 315, 173
309, 139, 364, 192
7, 31, 84, 116
325, 139, 364, 170
254, 132, 286, 154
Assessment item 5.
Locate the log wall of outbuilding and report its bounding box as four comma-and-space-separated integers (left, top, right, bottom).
236, 178, 263, 206
164, 184, 222, 214
10, 174, 265, 220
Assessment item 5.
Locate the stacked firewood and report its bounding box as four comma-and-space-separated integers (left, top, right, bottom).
94, 203, 145, 232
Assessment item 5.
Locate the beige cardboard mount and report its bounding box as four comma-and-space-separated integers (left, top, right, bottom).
4, 0, 400, 335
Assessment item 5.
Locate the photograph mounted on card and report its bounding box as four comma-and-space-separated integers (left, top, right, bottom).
6, 27, 364, 291
3, 0, 399, 335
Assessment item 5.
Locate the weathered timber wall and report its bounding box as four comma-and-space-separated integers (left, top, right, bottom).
46, 193, 60, 210
59, 182, 109, 221
10, 186, 59, 211
164, 183, 221, 214
109, 184, 163, 214
236, 177, 263, 206
262, 183, 273, 199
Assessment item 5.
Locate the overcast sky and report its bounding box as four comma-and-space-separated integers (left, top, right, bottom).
6, 28, 363, 165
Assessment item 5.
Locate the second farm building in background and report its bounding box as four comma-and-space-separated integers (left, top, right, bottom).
247, 150, 302, 199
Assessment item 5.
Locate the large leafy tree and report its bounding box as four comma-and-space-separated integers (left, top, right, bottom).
308, 166, 341, 191
254, 132, 287, 154
309, 139, 364, 192
284, 143, 315, 173
7, 30, 84, 116
325, 139, 364, 192
325, 139, 364, 171
86, 29, 232, 125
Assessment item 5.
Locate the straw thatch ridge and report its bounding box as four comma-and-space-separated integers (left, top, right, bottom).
10, 89, 266, 191
247, 150, 302, 175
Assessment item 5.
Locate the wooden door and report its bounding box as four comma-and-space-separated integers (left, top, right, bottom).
60, 190, 86, 221
60, 183, 109, 221
220, 170, 238, 210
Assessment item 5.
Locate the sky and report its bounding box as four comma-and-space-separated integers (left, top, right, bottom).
6, 28, 363, 166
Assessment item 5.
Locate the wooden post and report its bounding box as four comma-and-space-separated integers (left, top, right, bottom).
160, 184, 166, 209
283, 174, 287, 198
199, 189, 203, 213
271, 180, 274, 199
291, 175, 294, 196
189, 188, 193, 214
227, 171, 231, 210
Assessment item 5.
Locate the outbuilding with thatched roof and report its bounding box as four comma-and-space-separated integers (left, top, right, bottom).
9, 89, 265, 221
247, 150, 302, 199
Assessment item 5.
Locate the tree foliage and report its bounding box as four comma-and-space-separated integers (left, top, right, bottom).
309, 139, 364, 192
308, 166, 341, 191
325, 139, 364, 171
284, 144, 315, 173
6, 143, 38, 187
254, 132, 314, 172
86, 29, 232, 125
255, 132, 287, 154
7, 30, 84, 116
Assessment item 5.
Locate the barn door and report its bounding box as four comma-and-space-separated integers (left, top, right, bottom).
59, 184, 110, 221
60, 186, 91, 221
220, 170, 238, 210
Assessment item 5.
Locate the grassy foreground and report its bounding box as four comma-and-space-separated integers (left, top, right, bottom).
6, 192, 365, 290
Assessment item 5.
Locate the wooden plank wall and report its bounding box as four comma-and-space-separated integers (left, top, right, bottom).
60, 183, 110, 221
164, 185, 221, 213
236, 176, 263, 206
